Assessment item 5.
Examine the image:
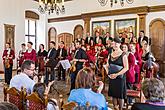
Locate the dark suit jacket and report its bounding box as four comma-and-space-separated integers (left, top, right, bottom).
85, 37, 93, 44
138, 36, 151, 48
56, 48, 67, 60
94, 36, 103, 44
46, 48, 57, 68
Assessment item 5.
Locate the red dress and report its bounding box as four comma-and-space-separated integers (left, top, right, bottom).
126, 53, 135, 83
86, 49, 96, 63
99, 49, 108, 62
24, 49, 36, 62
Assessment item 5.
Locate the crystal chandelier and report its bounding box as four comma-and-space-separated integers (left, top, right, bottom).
38, 0, 65, 15
98, 0, 134, 7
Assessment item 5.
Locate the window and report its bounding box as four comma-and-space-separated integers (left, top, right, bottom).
25, 19, 37, 49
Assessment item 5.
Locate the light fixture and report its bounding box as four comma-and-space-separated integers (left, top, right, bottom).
38, 0, 65, 15
98, 0, 134, 7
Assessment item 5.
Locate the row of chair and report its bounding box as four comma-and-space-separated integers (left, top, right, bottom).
3, 84, 48, 110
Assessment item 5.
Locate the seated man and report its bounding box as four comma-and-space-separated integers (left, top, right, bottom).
131, 78, 165, 110
10, 60, 35, 94
68, 67, 108, 110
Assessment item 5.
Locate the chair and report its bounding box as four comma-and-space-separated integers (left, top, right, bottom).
3, 84, 27, 110
26, 92, 48, 110
126, 83, 143, 109
62, 101, 98, 110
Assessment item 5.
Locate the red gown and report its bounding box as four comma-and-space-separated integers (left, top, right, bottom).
24, 49, 36, 62
126, 53, 135, 83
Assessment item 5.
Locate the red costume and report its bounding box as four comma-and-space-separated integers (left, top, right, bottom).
2, 49, 15, 65
99, 49, 108, 62
24, 49, 36, 62
126, 53, 135, 83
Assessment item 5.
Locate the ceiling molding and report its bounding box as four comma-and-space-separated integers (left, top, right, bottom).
48, 15, 81, 22
149, 5, 165, 12
48, 5, 165, 23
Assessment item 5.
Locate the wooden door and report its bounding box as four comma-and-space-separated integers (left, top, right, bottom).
58, 33, 73, 49
74, 25, 84, 40
150, 18, 165, 77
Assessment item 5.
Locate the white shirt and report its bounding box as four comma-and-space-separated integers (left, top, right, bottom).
10, 73, 35, 94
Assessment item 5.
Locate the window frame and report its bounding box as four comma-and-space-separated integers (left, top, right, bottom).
25, 19, 37, 49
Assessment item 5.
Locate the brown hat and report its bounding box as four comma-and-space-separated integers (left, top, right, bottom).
113, 37, 122, 43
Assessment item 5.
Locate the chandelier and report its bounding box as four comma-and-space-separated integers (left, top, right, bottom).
38, 0, 65, 15
98, 0, 134, 7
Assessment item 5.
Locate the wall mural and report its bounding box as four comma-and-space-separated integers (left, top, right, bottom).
92, 20, 111, 37
4, 24, 15, 50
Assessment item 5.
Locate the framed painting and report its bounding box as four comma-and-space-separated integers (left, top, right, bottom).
92, 20, 111, 37
114, 18, 137, 38
4, 24, 15, 50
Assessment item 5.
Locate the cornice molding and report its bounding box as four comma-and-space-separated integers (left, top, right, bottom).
48, 5, 165, 23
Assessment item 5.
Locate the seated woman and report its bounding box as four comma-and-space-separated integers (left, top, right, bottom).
131, 78, 165, 110
68, 67, 108, 110
33, 82, 59, 110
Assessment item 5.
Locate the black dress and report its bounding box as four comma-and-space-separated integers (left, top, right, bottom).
108, 53, 127, 99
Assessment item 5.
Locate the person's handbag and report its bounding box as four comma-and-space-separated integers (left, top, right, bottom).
108, 63, 123, 78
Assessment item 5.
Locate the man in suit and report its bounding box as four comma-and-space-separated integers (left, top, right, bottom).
85, 32, 93, 44
138, 30, 151, 48
56, 41, 67, 81
94, 31, 103, 44
103, 32, 113, 45
45, 41, 57, 85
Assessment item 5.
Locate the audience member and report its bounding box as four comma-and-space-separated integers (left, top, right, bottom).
131, 78, 165, 110
0, 102, 18, 110
33, 82, 59, 110
10, 60, 35, 94
68, 67, 108, 110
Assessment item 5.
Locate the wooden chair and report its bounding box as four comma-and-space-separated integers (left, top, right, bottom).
62, 101, 97, 110
3, 84, 27, 110
26, 92, 48, 110
126, 83, 143, 109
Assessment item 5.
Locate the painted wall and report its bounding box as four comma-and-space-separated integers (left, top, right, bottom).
0, 0, 47, 71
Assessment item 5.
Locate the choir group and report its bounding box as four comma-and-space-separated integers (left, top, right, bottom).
2, 30, 165, 110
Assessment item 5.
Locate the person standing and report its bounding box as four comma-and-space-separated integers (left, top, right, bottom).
24, 42, 36, 62
56, 41, 67, 81
106, 37, 128, 110
70, 41, 87, 91
37, 44, 47, 74
18, 43, 26, 67
45, 41, 57, 85
85, 32, 93, 44
2, 42, 15, 85
138, 30, 151, 48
